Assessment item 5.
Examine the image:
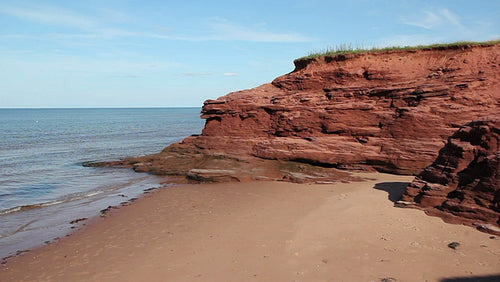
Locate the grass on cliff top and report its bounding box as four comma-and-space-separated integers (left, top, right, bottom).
297, 40, 500, 61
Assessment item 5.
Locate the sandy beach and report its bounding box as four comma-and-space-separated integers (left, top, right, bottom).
1, 172, 499, 281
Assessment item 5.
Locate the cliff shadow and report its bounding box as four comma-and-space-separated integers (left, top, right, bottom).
373, 182, 410, 203
441, 275, 500, 282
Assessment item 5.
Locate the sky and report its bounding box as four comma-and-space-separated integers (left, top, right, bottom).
0, 0, 499, 108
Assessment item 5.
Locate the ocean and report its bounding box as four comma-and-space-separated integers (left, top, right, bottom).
0, 108, 204, 259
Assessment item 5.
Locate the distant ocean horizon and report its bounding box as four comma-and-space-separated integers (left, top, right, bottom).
0, 107, 204, 259
0, 106, 201, 109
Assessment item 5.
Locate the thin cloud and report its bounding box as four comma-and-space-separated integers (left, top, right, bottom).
376, 34, 445, 47
0, 20, 314, 43
0, 53, 184, 75
402, 8, 465, 30
440, 8, 462, 27
223, 72, 239, 76
181, 72, 213, 77
0, 4, 314, 43
0, 4, 94, 28
203, 18, 315, 42
133, 18, 316, 43
403, 11, 442, 29
96, 7, 129, 23
395, 7, 500, 43
110, 74, 142, 78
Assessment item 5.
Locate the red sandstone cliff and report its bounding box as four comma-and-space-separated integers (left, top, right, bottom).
85, 43, 500, 230
198, 43, 500, 174
89, 42, 500, 183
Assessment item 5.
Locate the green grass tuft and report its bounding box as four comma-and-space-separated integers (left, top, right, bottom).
297, 40, 500, 61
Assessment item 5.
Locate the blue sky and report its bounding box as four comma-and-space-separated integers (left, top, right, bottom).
1, 0, 499, 108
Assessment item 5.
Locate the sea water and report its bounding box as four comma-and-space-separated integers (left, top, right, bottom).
0, 108, 204, 259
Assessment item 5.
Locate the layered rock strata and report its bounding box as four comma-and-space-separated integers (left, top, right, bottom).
401, 118, 500, 232
89, 43, 500, 182
198, 43, 500, 174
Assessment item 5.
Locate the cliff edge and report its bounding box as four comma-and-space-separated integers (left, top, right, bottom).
197, 42, 499, 173
90, 42, 500, 183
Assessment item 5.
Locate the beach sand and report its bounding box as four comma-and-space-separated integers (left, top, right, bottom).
1, 173, 499, 281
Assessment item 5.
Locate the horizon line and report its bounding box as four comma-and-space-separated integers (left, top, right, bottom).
0, 106, 202, 110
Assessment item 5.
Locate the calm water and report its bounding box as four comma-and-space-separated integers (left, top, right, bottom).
0, 108, 204, 258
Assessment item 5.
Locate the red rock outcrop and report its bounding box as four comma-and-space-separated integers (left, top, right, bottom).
89, 43, 500, 182
198, 43, 500, 174
401, 118, 500, 233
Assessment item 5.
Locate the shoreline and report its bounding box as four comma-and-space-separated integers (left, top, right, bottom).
1, 173, 499, 281
0, 174, 167, 261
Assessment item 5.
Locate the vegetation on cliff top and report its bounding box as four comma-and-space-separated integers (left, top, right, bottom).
297, 40, 500, 61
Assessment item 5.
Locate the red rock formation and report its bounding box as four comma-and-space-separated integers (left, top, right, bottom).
402, 118, 500, 232
199, 43, 500, 174
90, 43, 500, 182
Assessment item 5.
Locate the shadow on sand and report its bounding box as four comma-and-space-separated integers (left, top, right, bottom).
441, 275, 500, 282
373, 182, 410, 203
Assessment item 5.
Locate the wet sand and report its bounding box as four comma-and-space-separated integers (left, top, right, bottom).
1, 173, 499, 281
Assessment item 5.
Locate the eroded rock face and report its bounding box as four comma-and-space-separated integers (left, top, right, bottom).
91, 43, 500, 182
402, 118, 500, 229
199, 44, 500, 174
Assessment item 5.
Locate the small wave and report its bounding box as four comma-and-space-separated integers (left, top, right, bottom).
0, 176, 152, 216
0, 200, 63, 215
0, 206, 21, 215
